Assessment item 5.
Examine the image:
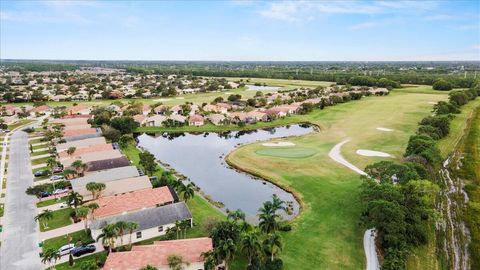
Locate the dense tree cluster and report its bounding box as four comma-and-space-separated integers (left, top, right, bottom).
361, 82, 479, 269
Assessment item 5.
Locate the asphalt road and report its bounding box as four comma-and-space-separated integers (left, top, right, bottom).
0, 128, 42, 269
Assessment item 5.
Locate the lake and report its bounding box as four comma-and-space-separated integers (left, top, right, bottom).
137, 124, 313, 222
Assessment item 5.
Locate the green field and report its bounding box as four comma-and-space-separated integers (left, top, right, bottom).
226, 85, 457, 269
255, 147, 318, 159
42, 230, 94, 252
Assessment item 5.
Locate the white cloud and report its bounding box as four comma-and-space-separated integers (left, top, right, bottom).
259, 1, 439, 22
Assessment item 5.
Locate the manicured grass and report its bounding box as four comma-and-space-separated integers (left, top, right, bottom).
42, 230, 94, 252
40, 208, 74, 232
255, 147, 318, 159
437, 99, 480, 158
227, 88, 450, 269
31, 156, 51, 165
55, 251, 107, 270
32, 143, 49, 150
37, 197, 67, 208
220, 77, 333, 90
7, 119, 35, 130
31, 149, 50, 156
0, 203, 4, 217
29, 138, 44, 144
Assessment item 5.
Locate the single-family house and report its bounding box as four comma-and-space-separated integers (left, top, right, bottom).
90, 202, 192, 247
61, 149, 123, 168
29, 105, 51, 117
71, 166, 140, 189
207, 114, 226, 126
58, 143, 113, 159
63, 128, 98, 138
169, 114, 186, 124
188, 115, 204, 126
133, 114, 147, 126
145, 115, 167, 127
102, 237, 214, 270
65, 105, 91, 115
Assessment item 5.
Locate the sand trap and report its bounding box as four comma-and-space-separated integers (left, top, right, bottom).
376, 127, 394, 132
175, 97, 185, 100
356, 149, 391, 157
262, 141, 295, 147
224, 92, 233, 95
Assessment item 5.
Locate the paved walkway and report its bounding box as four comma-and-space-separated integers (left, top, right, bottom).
0, 127, 43, 269
32, 147, 49, 153
31, 153, 51, 160
32, 163, 47, 169
39, 222, 84, 241
37, 202, 68, 213
45, 242, 104, 269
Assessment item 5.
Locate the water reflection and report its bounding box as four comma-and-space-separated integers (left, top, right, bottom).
137, 124, 313, 222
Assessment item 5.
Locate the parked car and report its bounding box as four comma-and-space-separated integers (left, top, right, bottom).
52, 167, 63, 174
34, 170, 49, 177
53, 189, 69, 195
39, 192, 52, 198
59, 202, 69, 209
71, 245, 96, 257
50, 175, 65, 181
58, 244, 75, 256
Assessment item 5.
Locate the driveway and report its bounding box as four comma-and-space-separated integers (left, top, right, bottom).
0, 127, 43, 269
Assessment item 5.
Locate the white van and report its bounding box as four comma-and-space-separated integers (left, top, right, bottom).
58, 244, 75, 256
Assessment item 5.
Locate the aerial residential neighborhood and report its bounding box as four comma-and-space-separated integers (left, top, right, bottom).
0, 1, 479, 270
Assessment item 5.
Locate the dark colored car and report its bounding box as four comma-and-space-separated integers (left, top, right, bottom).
34, 170, 49, 177
71, 245, 96, 257
39, 192, 52, 198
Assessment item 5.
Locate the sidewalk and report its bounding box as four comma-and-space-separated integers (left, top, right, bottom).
31, 153, 51, 160
39, 222, 84, 241
32, 163, 47, 169
37, 202, 67, 212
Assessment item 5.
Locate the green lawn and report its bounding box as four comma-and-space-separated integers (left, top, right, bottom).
31, 149, 50, 156
7, 119, 35, 130
31, 156, 51, 165
29, 138, 45, 144
54, 251, 107, 270
40, 208, 74, 232
32, 143, 50, 150
37, 197, 67, 208
255, 147, 318, 159
227, 87, 451, 269
42, 230, 94, 252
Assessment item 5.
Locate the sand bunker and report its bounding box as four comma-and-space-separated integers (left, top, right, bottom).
376, 127, 394, 132
356, 149, 391, 157
262, 141, 296, 147
224, 92, 233, 95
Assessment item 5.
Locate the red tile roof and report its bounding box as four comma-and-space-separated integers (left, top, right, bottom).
93, 187, 174, 219
102, 237, 213, 270
63, 128, 97, 137
58, 143, 113, 158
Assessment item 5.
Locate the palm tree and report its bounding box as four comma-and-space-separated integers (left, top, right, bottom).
96, 223, 119, 253
201, 251, 217, 270
167, 254, 190, 270
227, 209, 245, 223
41, 248, 61, 270
217, 239, 236, 270
179, 183, 195, 202
175, 220, 182, 239
35, 209, 53, 230
263, 233, 282, 262
71, 160, 87, 177
66, 191, 83, 210
115, 221, 128, 247
46, 156, 57, 175
63, 168, 76, 179
87, 202, 99, 220
180, 219, 191, 239
86, 182, 106, 200
126, 221, 139, 247
271, 194, 286, 213
241, 231, 261, 266
66, 146, 76, 157
76, 207, 90, 232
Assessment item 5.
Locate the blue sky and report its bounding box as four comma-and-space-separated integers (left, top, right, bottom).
1, 0, 479, 61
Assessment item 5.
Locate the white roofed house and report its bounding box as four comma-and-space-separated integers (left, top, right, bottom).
169, 114, 186, 124
170, 105, 183, 115
145, 114, 168, 127
207, 113, 226, 126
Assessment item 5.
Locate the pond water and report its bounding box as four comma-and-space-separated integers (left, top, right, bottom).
246, 85, 281, 91
137, 124, 313, 222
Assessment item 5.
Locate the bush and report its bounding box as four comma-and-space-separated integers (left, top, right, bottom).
432, 79, 453, 91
